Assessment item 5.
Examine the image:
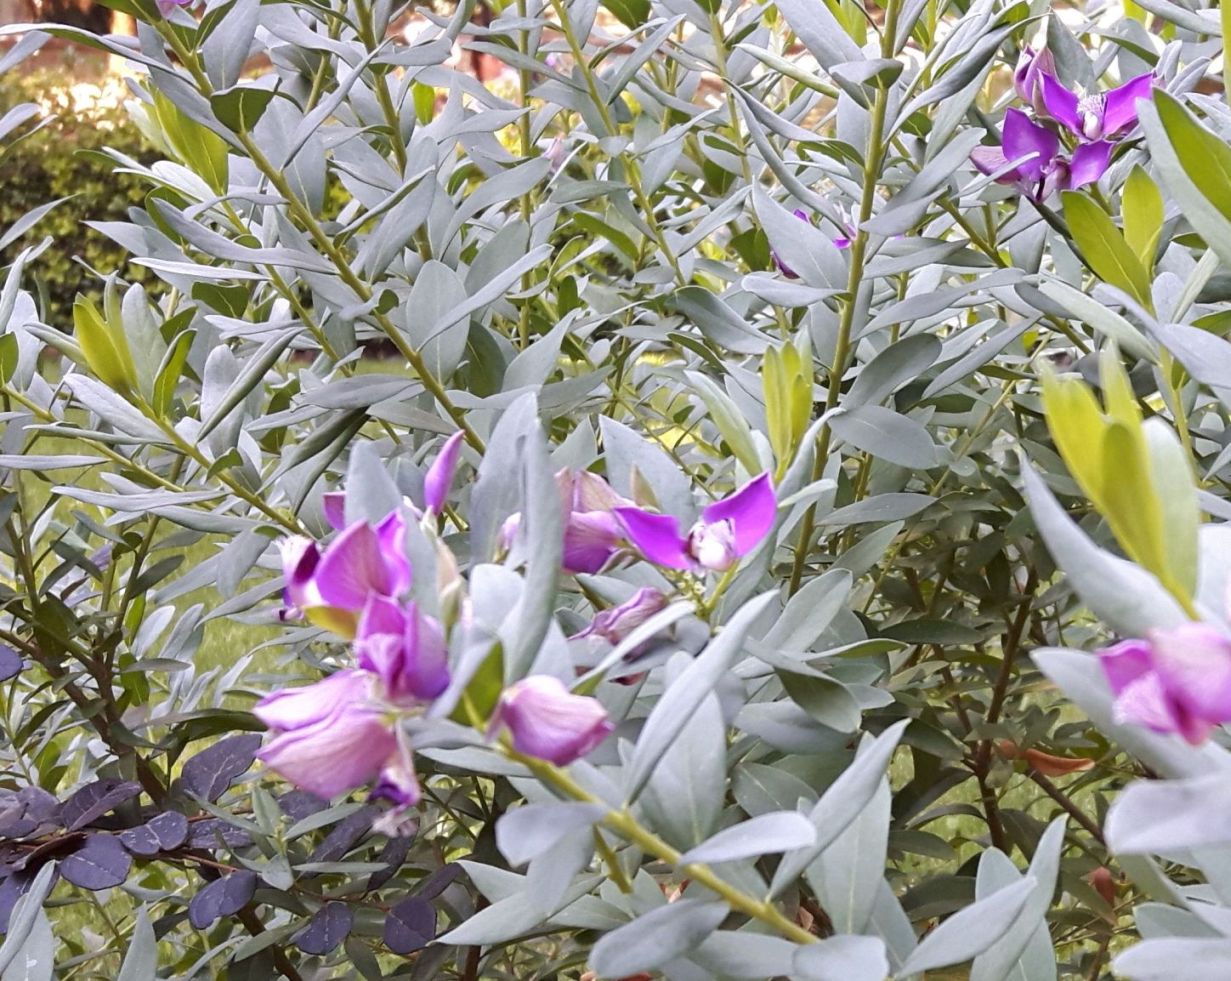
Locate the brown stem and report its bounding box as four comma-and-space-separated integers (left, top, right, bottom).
1027, 770, 1106, 846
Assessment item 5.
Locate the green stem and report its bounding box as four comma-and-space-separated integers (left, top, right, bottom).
507, 750, 818, 945
787, 0, 900, 595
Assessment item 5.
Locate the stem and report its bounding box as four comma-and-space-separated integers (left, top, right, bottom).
787, 0, 900, 594
507, 750, 817, 946
152, 23, 485, 453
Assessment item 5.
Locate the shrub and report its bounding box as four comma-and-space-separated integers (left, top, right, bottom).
1, 0, 1230, 979
0, 66, 157, 323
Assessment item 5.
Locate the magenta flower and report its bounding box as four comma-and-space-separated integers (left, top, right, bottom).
971, 109, 1111, 202
280, 510, 412, 634
1014, 46, 1056, 112
254, 671, 400, 799
502, 469, 631, 574
155, 0, 190, 13
573, 587, 669, 645
323, 433, 465, 529
1100, 623, 1231, 745
355, 595, 451, 702
1040, 72, 1154, 142
615, 473, 776, 573
490, 675, 614, 765
423, 431, 465, 516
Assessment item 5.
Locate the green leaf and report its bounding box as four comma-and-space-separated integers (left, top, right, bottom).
1142, 418, 1199, 604
73, 296, 136, 396
602, 0, 651, 29
1154, 91, 1231, 222
1040, 372, 1107, 508
1061, 191, 1153, 309
152, 89, 229, 195
1100, 420, 1169, 589
1122, 165, 1164, 270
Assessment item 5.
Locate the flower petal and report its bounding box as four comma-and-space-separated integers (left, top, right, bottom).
1149, 623, 1231, 725
321, 492, 347, 531
574, 587, 669, 644
1111, 670, 1184, 736
316, 522, 396, 610
1099, 638, 1154, 696
970, 145, 1010, 179
1003, 108, 1059, 181
258, 703, 395, 799
375, 511, 412, 597
423, 431, 465, 515
1040, 74, 1083, 136
1067, 141, 1113, 190
570, 470, 628, 512
1102, 73, 1153, 137
701, 473, 777, 557
254, 670, 371, 732
491, 675, 614, 765
401, 602, 451, 700
562, 511, 624, 574
614, 508, 691, 570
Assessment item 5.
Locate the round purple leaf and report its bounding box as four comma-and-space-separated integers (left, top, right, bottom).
61, 835, 132, 890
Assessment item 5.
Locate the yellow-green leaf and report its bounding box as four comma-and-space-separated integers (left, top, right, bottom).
1062, 191, 1154, 310
1154, 90, 1231, 223
73, 297, 136, 396
1122, 165, 1163, 270
1100, 421, 1169, 587
1142, 418, 1198, 605
1041, 372, 1108, 509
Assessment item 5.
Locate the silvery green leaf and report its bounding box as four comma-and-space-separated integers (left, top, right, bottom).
769, 720, 908, 898
0, 905, 52, 981
1107, 774, 1231, 854
116, 909, 158, 981
806, 774, 890, 934
1113, 939, 1231, 981
625, 592, 774, 800
604, 16, 685, 103
971, 819, 1065, 981
202, 0, 262, 89
830, 405, 944, 469
752, 185, 845, 291
405, 261, 470, 381
343, 442, 403, 525
1040, 279, 1156, 361
1020, 465, 1187, 636
678, 811, 816, 866
792, 935, 890, 981
470, 393, 539, 559
762, 569, 852, 652
899, 877, 1036, 975
495, 802, 606, 867
844, 334, 942, 409
819, 493, 935, 527
686, 931, 799, 978
589, 900, 728, 978
599, 416, 696, 520
62, 375, 166, 442
770, 0, 861, 69
0, 865, 55, 975
438, 876, 600, 946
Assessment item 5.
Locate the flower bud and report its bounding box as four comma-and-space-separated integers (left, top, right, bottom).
490, 676, 614, 765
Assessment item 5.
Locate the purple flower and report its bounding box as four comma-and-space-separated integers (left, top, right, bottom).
355, 594, 451, 703
615, 473, 776, 573
489, 675, 614, 765
502, 469, 631, 574
573, 587, 669, 644
1100, 623, 1231, 745
254, 671, 399, 799
423, 431, 465, 516
280, 511, 412, 634
1041, 72, 1154, 142
971, 109, 1110, 201
155, 0, 190, 13
323, 434, 465, 529
1014, 45, 1056, 113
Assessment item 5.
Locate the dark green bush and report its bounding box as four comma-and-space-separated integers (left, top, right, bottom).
1, 69, 157, 325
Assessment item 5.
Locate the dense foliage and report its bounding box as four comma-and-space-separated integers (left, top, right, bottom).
1, 0, 1230, 977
